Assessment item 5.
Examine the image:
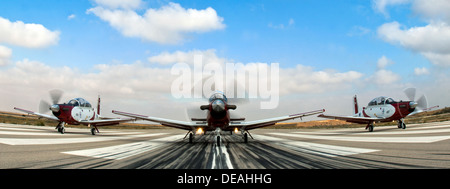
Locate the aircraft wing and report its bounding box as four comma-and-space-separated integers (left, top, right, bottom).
230, 109, 325, 130
318, 114, 384, 124
112, 110, 207, 130
14, 107, 60, 121
78, 118, 136, 126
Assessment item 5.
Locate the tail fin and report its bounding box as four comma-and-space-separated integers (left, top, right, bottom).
97, 95, 101, 115
353, 95, 359, 114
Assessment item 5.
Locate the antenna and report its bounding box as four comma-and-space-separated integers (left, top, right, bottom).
97, 95, 101, 115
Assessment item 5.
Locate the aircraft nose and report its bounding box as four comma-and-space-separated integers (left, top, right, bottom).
409, 101, 418, 109
212, 100, 225, 113
50, 104, 60, 112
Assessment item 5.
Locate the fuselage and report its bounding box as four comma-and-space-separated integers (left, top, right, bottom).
200, 92, 238, 131
356, 96, 417, 122
51, 98, 96, 125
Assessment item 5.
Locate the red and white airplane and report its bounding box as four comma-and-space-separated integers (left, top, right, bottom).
318, 88, 438, 132
112, 91, 324, 145
14, 90, 135, 135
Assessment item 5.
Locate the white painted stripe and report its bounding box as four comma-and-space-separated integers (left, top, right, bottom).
211, 142, 234, 169
62, 134, 184, 160
294, 127, 450, 136
0, 133, 168, 145
270, 132, 450, 143
256, 135, 378, 157
0, 130, 71, 136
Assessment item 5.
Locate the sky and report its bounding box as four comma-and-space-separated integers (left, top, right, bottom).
1, 0, 449, 122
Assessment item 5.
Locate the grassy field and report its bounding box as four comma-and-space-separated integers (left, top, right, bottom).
1, 107, 449, 130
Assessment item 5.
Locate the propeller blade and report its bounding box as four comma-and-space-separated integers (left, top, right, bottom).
416, 95, 428, 110
403, 88, 416, 102
39, 100, 51, 114
49, 89, 64, 104
184, 103, 207, 121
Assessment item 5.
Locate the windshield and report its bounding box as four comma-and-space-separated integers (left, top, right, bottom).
208, 92, 227, 103
67, 98, 92, 107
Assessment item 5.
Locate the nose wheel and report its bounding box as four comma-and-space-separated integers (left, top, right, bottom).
398, 119, 406, 129
56, 122, 65, 134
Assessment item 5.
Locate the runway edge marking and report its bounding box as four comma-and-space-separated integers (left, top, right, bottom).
0, 133, 168, 145
270, 132, 450, 143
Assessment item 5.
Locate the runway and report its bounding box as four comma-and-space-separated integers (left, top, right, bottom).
1, 121, 450, 169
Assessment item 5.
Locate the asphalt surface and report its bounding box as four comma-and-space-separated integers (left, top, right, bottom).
1, 121, 450, 169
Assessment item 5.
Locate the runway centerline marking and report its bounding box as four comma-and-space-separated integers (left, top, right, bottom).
255, 134, 378, 157
62, 134, 185, 160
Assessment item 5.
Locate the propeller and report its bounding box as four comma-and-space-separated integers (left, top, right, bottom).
183, 76, 252, 121
403, 87, 428, 112
38, 89, 64, 114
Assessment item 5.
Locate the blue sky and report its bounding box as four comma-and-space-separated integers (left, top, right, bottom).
0, 0, 420, 72
1, 0, 449, 119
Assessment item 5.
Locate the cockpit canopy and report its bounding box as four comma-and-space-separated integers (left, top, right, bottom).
368, 96, 396, 106
67, 98, 92, 108
209, 92, 228, 103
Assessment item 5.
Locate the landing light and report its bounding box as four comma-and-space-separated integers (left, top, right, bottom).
196, 128, 204, 135
234, 127, 239, 134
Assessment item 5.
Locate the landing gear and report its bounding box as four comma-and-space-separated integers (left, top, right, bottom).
241, 130, 253, 143
215, 128, 221, 146
184, 131, 195, 143
366, 122, 374, 132
189, 133, 194, 143
398, 119, 406, 129
90, 124, 99, 135
56, 122, 65, 134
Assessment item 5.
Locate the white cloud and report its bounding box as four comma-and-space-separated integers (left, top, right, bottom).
368, 56, 401, 85
268, 18, 295, 30
87, 2, 225, 44
93, 0, 144, 10
372, 0, 411, 18
0, 45, 12, 66
375, 0, 450, 67
279, 65, 363, 95
371, 69, 401, 85
414, 67, 430, 75
148, 49, 227, 65
378, 21, 450, 66
0, 17, 60, 48
67, 14, 76, 20
412, 0, 450, 23
376, 55, 394, 69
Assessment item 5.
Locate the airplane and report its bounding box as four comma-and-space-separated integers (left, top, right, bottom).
112, 91, 324, 145
14, 90, 135, 135
318, 88, 438, 132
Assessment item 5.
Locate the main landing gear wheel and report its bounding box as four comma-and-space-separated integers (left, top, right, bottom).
366, 123, 374, 132
57, 127, 65, 134
189, 133, 194, 143
244, 133, 248, 143
91, 128, 96, 135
